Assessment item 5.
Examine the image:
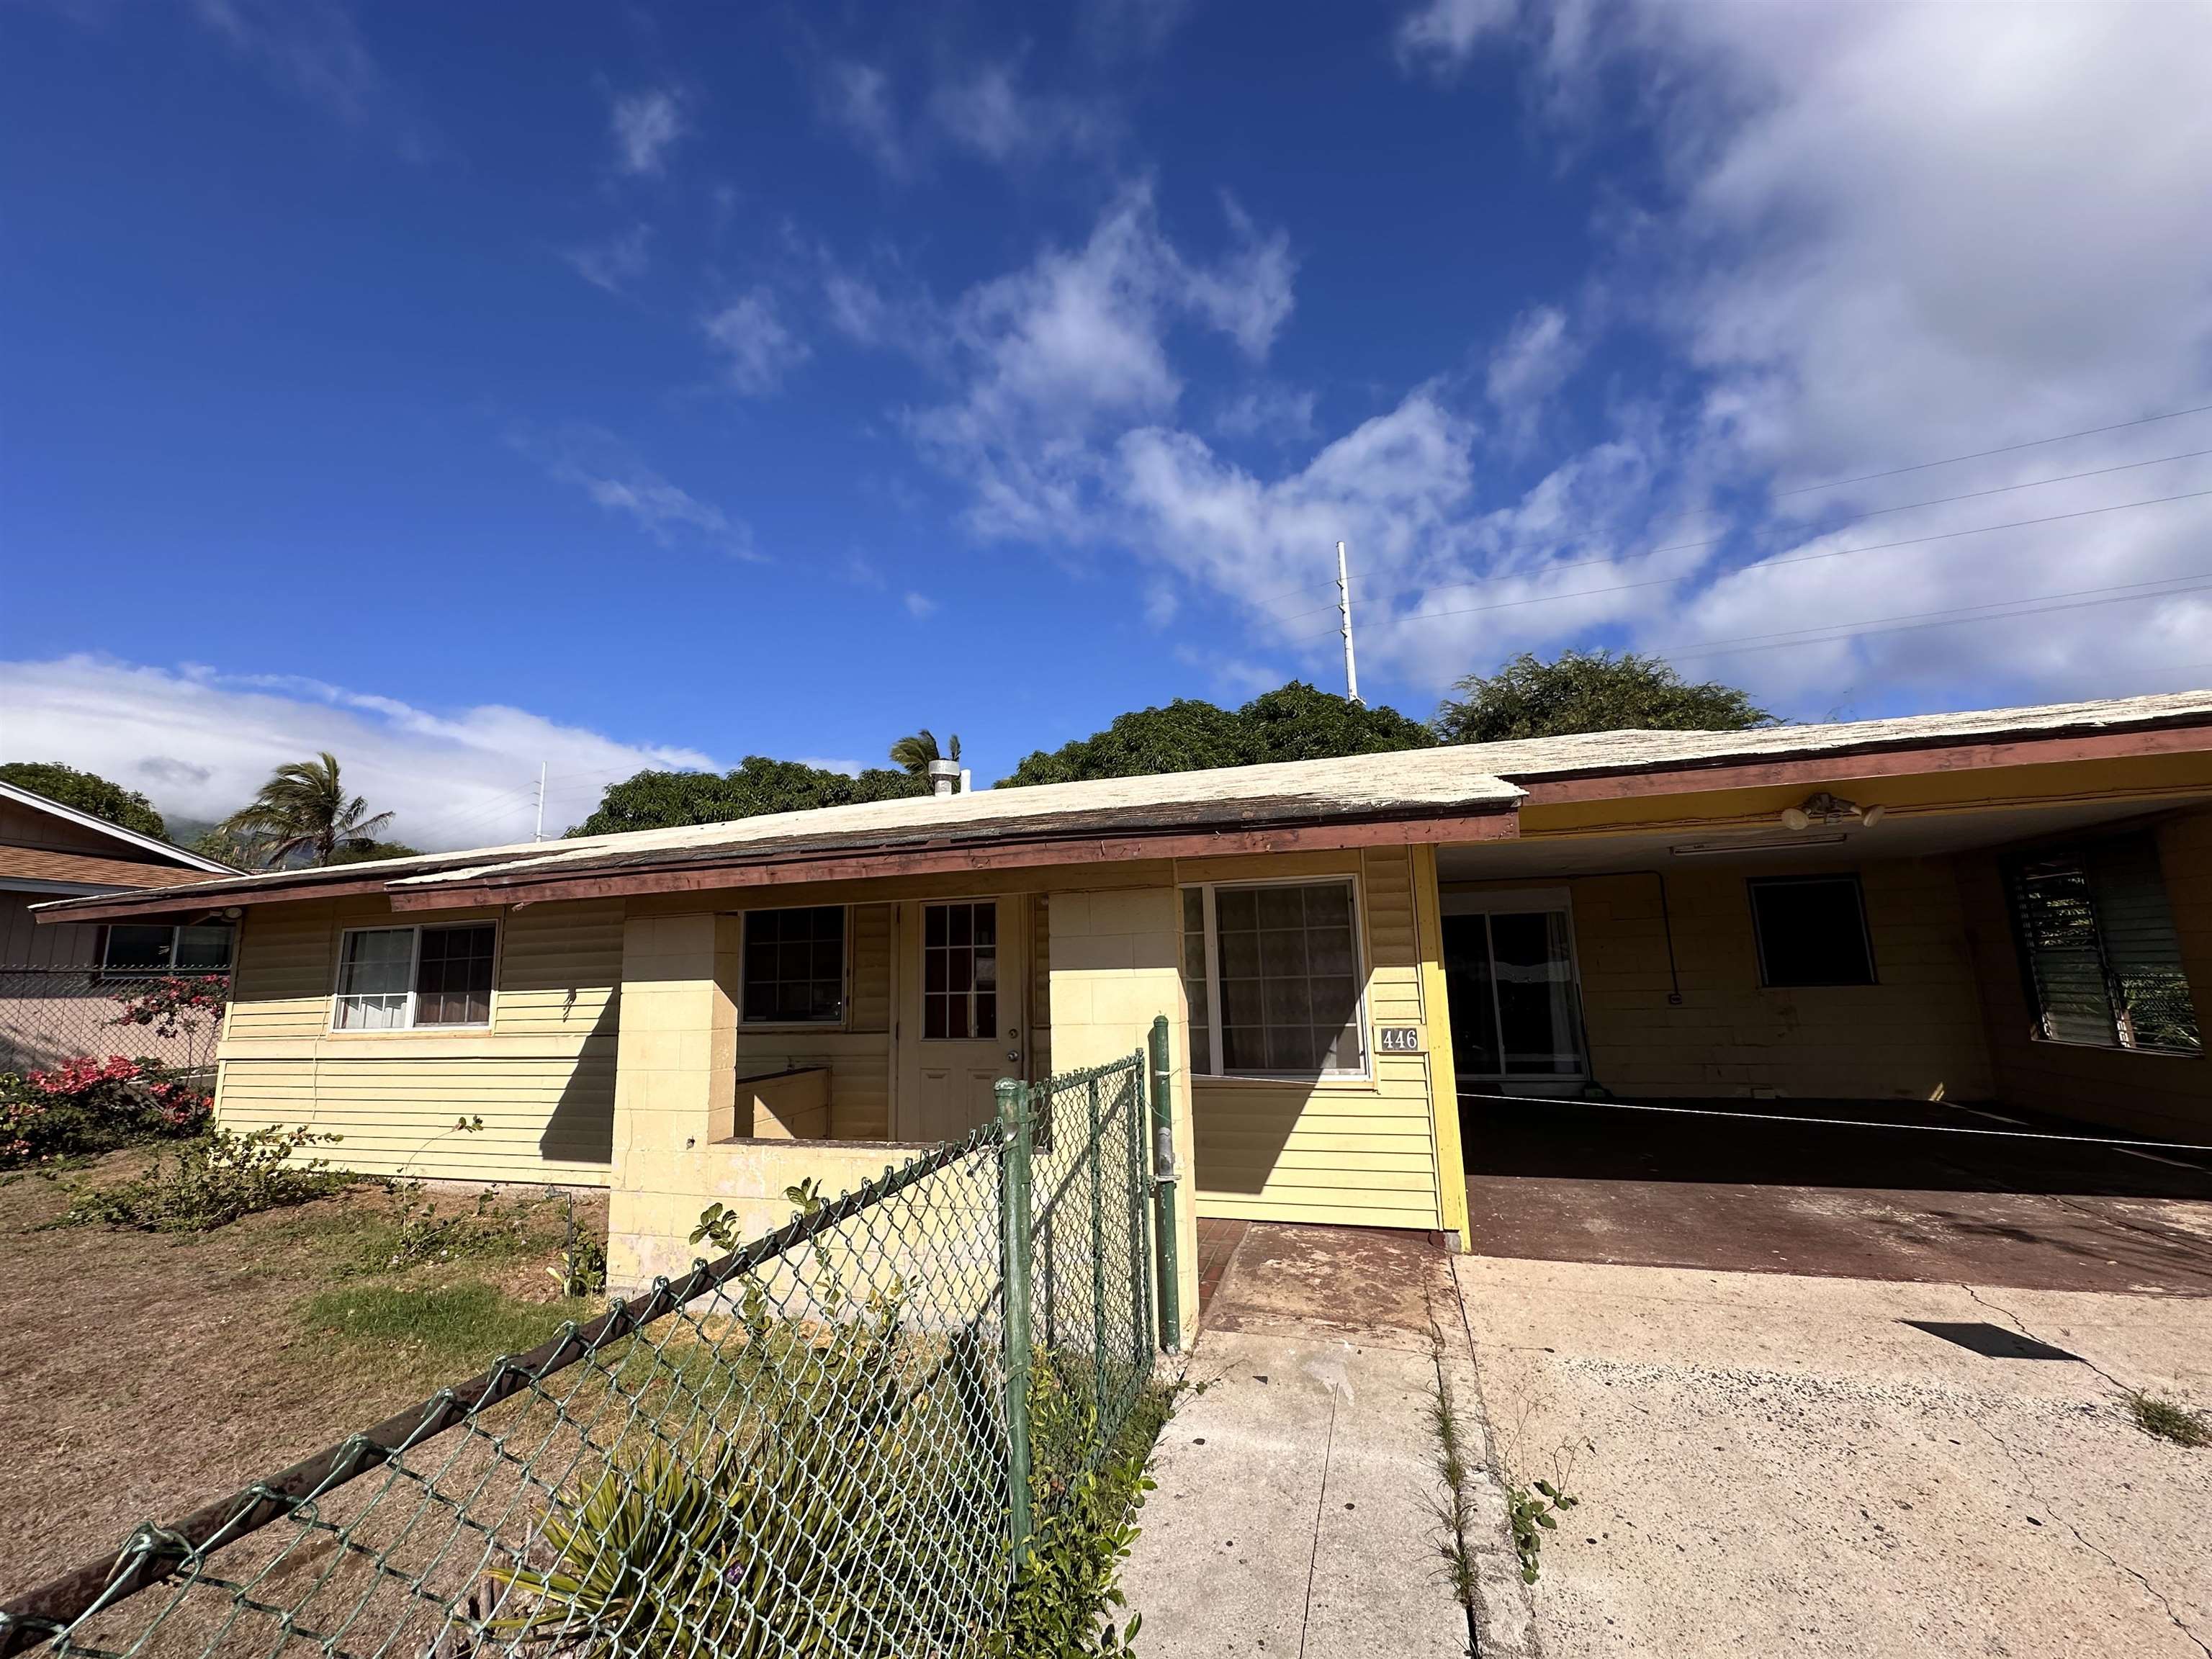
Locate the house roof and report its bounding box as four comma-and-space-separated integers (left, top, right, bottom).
0, 779, 235, 876
32, 687, 2212, 922
0, 846, 233, 894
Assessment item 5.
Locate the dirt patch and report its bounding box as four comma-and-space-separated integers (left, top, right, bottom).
0, 1155, 608, 1599
1201, 1220, 1446, 1341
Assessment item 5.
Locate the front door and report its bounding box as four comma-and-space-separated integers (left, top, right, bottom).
898, 896, 1025, 1143
1442, 890, 1588, 1096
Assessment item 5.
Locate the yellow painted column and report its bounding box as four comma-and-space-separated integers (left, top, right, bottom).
1413, 845, 1470, 1247
606, 912, 736, 1294
1046, 885, 1199, 1344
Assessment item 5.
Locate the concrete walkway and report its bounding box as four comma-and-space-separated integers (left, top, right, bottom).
1123, 1225, 1529, 1659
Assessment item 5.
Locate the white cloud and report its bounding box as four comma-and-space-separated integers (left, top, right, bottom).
819, 60, 907, 176
1484, 303, 1578, 441
926, 62, 1115, 168
189, 0, 411, 143
1394, 0, 1519, 75
0, 657, 716, 850
562, 224, 651, 293
1213, 384, 1318, 444
903, 591, 938, 619
516, 424, 757, 559
702, 289, 809, 397
609, 88, 685, 176
902, 184, 1297, 539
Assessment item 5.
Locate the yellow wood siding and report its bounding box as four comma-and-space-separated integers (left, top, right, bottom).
1184, 847, 1444, 1231
213, 899, 621, 1184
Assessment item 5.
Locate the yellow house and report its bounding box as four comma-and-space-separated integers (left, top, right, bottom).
40, 691, 2212, 1337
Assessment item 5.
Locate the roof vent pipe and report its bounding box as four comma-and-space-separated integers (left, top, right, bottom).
927, 759, 962, 797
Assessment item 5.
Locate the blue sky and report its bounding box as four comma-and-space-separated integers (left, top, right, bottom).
5, 0, 2211, 847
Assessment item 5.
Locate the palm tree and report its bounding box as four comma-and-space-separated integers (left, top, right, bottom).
222, 752, 396, 867
889, 730, 961, 775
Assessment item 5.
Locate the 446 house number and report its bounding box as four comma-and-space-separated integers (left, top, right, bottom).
1376, 1026, 1423, 1053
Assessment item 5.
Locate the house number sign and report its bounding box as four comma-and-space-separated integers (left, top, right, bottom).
1377, 1026, 1422, 1053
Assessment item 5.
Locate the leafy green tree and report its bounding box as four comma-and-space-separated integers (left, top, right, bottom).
0, 760, 168, 840
998, 681, 1437, 787
221, 752, 396, 866
326, 840, 426, 865
570, 757, 928, 836
889, 730, 961, 773
1433, 650, 1776, 744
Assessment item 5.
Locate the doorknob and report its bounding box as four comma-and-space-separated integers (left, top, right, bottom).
1007, 1050, 1022, 1064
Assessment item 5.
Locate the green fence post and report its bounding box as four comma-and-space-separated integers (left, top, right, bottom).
997, 1077, 1035, 1557
1147, 1015, 1182, 1352
1088, 1074, 1107, 1430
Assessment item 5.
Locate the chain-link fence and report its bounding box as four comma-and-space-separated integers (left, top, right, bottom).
0, 1037, 1166, 1659
0, 967, 229, 1078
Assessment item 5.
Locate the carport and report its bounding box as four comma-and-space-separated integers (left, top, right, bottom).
1430, 737, 2212, 1287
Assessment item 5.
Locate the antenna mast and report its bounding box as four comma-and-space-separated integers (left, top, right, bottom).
1336, 539, 1362, 706
534, 763, 547, 843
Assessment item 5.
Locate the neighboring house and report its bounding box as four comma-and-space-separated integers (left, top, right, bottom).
0, 779, 237, 1070
36, 691, 2212, 1328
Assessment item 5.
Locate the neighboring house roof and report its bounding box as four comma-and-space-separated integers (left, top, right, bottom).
0, 779, 235, 876
32, 688, 2212, 923
0, 847, 230, 894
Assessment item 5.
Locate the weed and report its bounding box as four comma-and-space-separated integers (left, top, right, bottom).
549, 1200, 608, 1298
2127, 1391, 2211, 1448
60, 1125, 348, 1231
1428, 1372, 1480, 1616
364, 1181, 539, 1271
1505, 1478, 1579, 1584
300, 1281, 595, 1370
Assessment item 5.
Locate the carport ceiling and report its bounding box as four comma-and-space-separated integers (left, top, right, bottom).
1438, 793, 2212, 881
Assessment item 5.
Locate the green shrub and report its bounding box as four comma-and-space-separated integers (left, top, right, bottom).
1, 1056, 210, 1167
62, 1125, 349, 1231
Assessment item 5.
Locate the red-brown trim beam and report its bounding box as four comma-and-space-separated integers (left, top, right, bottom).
1516, 724, 2212, 807
385, 810, 1523, 912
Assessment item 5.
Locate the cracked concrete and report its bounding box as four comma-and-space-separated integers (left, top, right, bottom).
1457, 1254, 2212, 1657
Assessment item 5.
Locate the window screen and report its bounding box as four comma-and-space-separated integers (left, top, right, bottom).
2007, 835, 2200, 1053
1748, 876, 1875, 988
103, 923, 234, 976
922, 901, 997, 1040
415, 923, 495, 1026
1184, 881, 1364, 1076
741, 907, 846, 1025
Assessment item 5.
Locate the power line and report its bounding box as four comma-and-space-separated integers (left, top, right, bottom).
1652, 571, 2212, 665
1267, 444, 2212, 627
1287, 484, 2212, 643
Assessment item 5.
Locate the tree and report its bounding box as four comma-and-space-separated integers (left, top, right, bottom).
221, 752, 396, 867
1433, 650, 1776, 745
889, 730, 962, 774
997, 681, 1437, 787
326, 840, 426, 865
570, 757, 929, 837
0, 761, 168, 840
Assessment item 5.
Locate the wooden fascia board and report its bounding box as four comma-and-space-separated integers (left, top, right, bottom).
385, 810, 1523, 912
1514, 724, 2212, 807
31, 877, 400, 925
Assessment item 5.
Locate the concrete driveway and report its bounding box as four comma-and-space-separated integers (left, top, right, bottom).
1455, 1256, 2212, 1658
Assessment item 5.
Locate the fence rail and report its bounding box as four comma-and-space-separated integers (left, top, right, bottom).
0, 1036, 1165, 1659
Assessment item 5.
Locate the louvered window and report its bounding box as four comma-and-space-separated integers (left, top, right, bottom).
2005, 835, 2200, 1055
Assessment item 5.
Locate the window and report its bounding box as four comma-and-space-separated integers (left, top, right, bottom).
1748, 876, 1875, 987
2005, 835, 2200, 1054
741, 907, 846, 1025
104, 922, 235, 976
922, 902, 997, 1039
1181, 880, 1366, 1078
333, 922, 496, 1030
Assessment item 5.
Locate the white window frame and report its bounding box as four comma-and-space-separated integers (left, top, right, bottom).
102, 921, 235, 979
1439, 887, 1590, 1086
1180, 875, 1372, 1082
737, 904, 853, 1030
330, 920, 499, 1033
917, 898, 1004, 1043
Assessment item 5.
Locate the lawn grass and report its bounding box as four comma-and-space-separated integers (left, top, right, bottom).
300, 1281, 601, 1373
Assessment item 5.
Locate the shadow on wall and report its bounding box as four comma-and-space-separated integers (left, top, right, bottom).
539, 990, 619, 1166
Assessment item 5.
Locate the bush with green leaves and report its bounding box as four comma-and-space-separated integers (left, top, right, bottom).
62, 1125, 350, 1231
2, 1056, 210, 1167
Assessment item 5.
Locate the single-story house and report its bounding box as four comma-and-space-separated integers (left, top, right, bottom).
1, 779, 236, 1071
36, 691, 2212, 1335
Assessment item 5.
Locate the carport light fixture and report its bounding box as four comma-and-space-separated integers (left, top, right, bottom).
1670, 833, 1848, 858
1779, 792, 1885, 832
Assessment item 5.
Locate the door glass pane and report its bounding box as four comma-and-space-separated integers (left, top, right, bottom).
1489, 910, 1578, 1075
921, 902, 998, 1040
1442, 915, 1501, 1077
